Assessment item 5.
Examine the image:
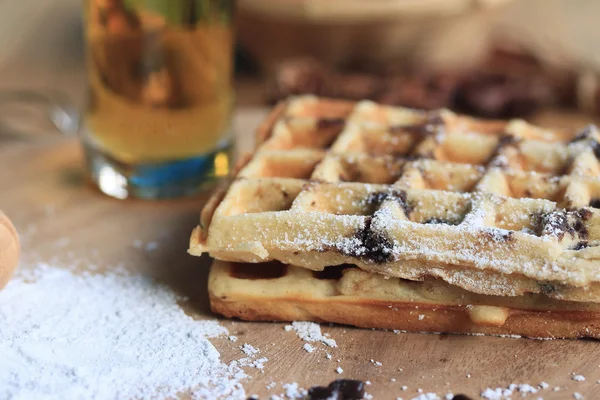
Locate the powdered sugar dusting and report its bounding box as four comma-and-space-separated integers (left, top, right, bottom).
284, 322, 337, 347
411, 393, 440, 400
0, 263, 246, 399
303, 343, 315, 353
282, 382, 306, 398
481, 383, 542, 399
481, 387, 512, 400
242, 343, 260, 356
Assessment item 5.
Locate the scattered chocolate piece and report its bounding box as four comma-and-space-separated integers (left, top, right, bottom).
307, 386, 336, 400
306, 379, 365, 400
452, 395, 474, 400
328, 379, 365, 399
305, 379, 365, 399
269, 49, 584, 119
451, 72, 543, 119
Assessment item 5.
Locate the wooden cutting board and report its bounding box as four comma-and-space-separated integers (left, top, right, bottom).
2, 108, 600, 399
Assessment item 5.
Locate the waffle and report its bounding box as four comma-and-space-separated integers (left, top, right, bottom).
209, 260, 600, 339
190, 96, 600, 301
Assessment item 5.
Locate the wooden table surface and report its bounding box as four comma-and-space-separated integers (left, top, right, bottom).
2, 108, 600, 399
3, 1, 600, 399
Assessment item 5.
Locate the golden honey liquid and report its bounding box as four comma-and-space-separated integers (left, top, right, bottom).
84, 0, 233, 163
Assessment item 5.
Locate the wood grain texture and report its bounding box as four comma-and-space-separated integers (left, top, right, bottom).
3, 0, 600, 398
2, 110, 600, 399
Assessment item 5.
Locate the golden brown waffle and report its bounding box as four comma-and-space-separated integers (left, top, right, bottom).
190, 96, 600, 301
209, 260, 600, 339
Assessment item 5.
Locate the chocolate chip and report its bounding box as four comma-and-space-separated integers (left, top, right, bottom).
328, 215, 395, 264
304, 379, 366, 400
540, 211, 569, 240
538, 281, 558, 295
486, 134, 520, 169
480, 229, 514, 243
573, 220, 584, 233
328, 379, 365, 399
539, 208, 592, 241
578, 208, 593, 221
569, 125, 596, 143
367, 189, 411, 216
498, 134, 519, 147
574, 209, 592, 240
317, 118, 346, 130
572, 241, 590, 250
389, 114, 445, 138
591, 140, 600, 160
426, 113, 446, 127
452, 395, 474, 400
590, 198, 600, 208
424, 217, 460, 226
353, 217, 395, 264
573, 125, 600, 159
307, 386, 338, 400
380, 192, 401, 207
366, 191, 390, 207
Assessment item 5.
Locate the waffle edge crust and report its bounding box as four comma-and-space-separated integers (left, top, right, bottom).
210, 261, 600, 339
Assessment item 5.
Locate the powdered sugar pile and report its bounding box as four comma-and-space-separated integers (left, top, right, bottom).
284, 321, 337, 347
241, 343, 260, 356
480, 383, 544, 399
0, 263, 246, 399
410, 394, 440, 400
282, 382, 306, 398
303, 343, 315, 353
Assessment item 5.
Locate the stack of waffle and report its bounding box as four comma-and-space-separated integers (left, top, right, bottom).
189, 95, 600, 339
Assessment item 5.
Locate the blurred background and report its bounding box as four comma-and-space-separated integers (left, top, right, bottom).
2, 0, 600, 127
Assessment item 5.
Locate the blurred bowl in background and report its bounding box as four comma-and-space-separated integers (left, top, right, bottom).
236, 0, 515, 74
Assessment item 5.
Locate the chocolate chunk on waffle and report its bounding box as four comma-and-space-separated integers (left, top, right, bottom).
190, 96, 600, 301
210, 260, 600, 339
